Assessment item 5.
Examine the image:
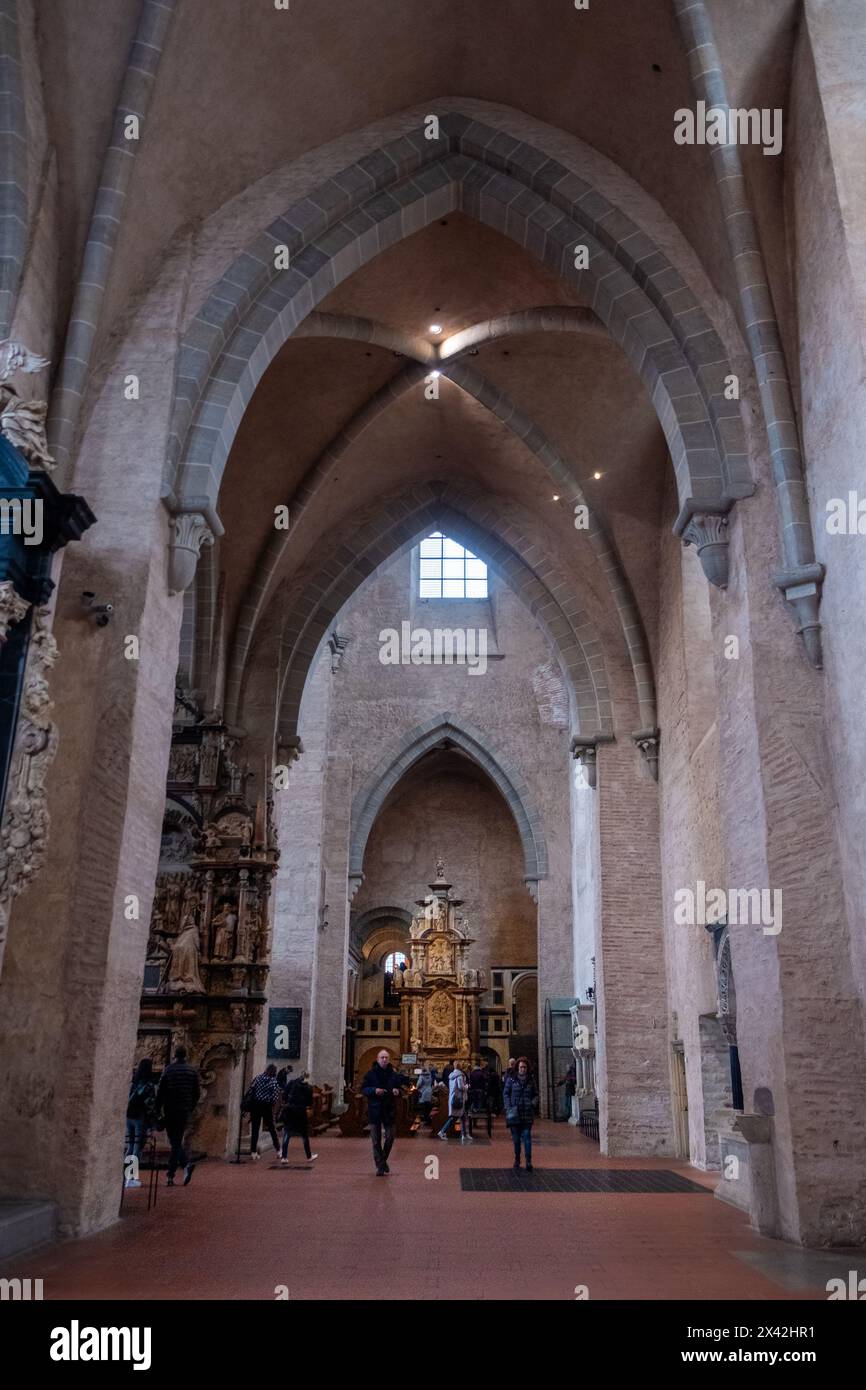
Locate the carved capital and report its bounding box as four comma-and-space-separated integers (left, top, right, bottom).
0, 581, 30, 643
168, 512, 215, 594
682, 512, 729, 587
632, 727, 660, 782
570, 732, 614, 790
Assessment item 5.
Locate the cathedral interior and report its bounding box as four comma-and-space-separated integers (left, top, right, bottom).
0, 0, 865, 1323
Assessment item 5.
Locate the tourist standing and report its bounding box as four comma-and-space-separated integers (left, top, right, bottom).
156, 1046, 201, 1187
469, 1059, 489, 1114
557, 1062, 577, 1121
280, 1070, 317, 1164
125, 1058, 157, 1187
503, 1056, 538, 1171
361, 1048, 412, 1176
437, 1064, 472, 1142
415, 1064, 436, 1125
488, 1065, 502, 1116
246, 1062, 281, 1160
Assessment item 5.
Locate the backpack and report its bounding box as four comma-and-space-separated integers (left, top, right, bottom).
127, 1082, 151, 1120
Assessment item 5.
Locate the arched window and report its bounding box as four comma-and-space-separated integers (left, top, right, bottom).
419, 533, 488, 598
384, 951, 408, 974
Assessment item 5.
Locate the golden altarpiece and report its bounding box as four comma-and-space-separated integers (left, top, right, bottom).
397, 862, 485, 1071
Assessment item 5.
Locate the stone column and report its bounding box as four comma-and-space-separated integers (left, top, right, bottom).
707, 452, 866, 1244
594, 739, 673, 1156
308, 750, 353, 1094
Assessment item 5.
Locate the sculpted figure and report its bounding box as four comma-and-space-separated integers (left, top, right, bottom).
165, 915, 205, 993
211, 902, 237, 959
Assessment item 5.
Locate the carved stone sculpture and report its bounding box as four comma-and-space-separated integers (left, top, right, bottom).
165, 915, 206, 993
0, 340, 53, 470
211, 902, 237, 960
0, 607, 59, 972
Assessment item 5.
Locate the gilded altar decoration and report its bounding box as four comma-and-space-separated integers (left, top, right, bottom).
395, 863, 486, 1071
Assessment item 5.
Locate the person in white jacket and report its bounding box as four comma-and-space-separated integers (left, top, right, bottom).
437, 1066, 473, 1143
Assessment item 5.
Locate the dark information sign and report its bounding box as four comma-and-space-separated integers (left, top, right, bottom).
268, 1007, 302, 1058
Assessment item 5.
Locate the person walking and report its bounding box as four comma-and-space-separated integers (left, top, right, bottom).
503, 1056, 538, 1171
361, 1048, 412, 1176
156, 1046, 201, 1187
124, 1058, 157, 1187
437, 1064, 472, 1142
279, 1070, 317, 1165
246, 1062, 281, 1161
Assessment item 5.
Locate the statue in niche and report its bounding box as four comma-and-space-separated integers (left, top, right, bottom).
165, 914, 205, 993
163, 878, 182, 933
436, 857, 445, 880
211, 901, 238, 960
235, 904, 258, 961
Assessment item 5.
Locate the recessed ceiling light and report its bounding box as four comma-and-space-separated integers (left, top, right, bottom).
553, 494, 560, 501
593, 471, 602, 480
429, 369, 441, 379
429, 323, 442, 334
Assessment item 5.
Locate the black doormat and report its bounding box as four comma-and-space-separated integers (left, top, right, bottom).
459, 1168, 711, 1194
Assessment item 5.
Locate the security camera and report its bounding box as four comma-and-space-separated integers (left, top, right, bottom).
81, 591, 114, 626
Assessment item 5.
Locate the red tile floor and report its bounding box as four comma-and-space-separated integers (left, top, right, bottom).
13, 1122, 832, 1300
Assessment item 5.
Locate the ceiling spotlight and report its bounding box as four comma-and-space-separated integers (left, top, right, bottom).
429, 323, 442, 335
593, 471, 602, 480
429, 369, 441, 378
553, 494, 560, 502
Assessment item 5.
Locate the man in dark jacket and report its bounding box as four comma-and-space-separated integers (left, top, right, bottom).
503, 1057, 539, 1172
361, 1048, 412, 1176
156, 1046, 201, 1187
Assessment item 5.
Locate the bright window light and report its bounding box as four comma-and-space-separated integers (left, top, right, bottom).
418, 532, 488, 599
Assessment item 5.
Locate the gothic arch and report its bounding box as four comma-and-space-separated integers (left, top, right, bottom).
223, 310, 653, 734
349, 716, 549, 895
166, 109, 751, 529
260, 486, 621, 745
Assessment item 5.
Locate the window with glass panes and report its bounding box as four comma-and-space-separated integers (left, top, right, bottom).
418, 533, 488, 598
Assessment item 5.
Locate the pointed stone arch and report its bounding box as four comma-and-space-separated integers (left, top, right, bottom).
259, 485, 620, 746
166, 108, 752, 543
349, 716, 549, 898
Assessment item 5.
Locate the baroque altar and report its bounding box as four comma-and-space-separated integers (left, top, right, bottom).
396, 862, 485, 1072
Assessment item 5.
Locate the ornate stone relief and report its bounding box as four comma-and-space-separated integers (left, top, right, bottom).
0, 606, 59, 971
0, 579, 30, 642
0, 340, 53, 470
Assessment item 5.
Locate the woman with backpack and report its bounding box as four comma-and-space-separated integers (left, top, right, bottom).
280, 1071, 318, 1165
125, 1058, 158, 1187
503, 1056, 538, 1171
437, 1064, 472, 1143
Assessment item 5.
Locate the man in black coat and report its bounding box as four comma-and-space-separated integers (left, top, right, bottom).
361, 1048, 412, 1176
156, 1046, 201, 1187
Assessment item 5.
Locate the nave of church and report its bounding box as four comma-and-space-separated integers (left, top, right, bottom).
0, 0, 865, 1337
